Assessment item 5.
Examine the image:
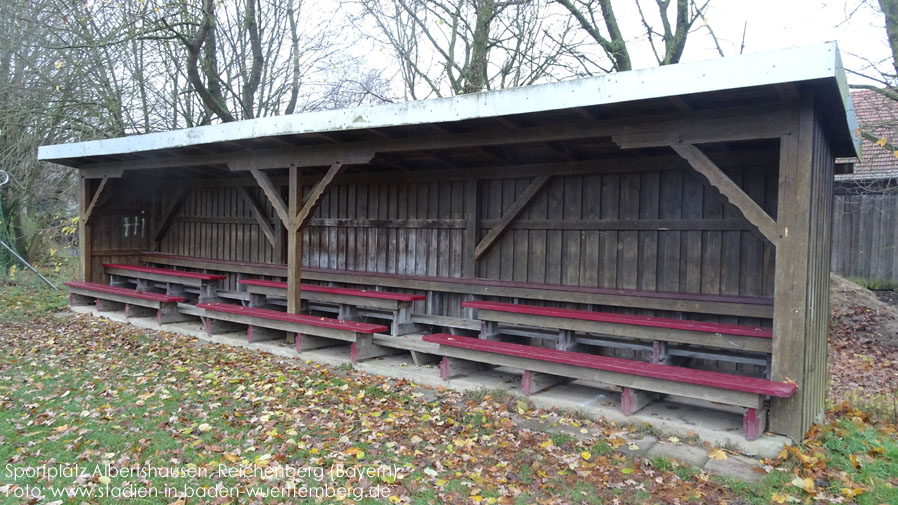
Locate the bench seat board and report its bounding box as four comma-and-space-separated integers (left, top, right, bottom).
64, 281, 186, 305
239, 279, 425, 302
422, 334, 794, 399
105, 267, 206, 288
434, 343, 765, 409
104, 263, 226, 281
242, 283, 404, 312
141, 253, 773, 318
477, 309, 772, 353
197, 303, 388, 334
463, 301, 771, 338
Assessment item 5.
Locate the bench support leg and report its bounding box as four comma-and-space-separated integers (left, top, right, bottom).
391, 305, 423, 336
351, 335, 394, 362
410, 350, 441, 366
481, 320, 500, 340
557, 330, 575, 351
652, 341, 670, 364
439, 356, 492, 380
248, 293, 268, 308
109, 274, 132, 288
521, 370, 570, 396
95, 298, 125, 312
158, 304, 192, 324
136, 279, 159, 292
204, 318, 244, 335
248, 326, 284, 343
338, 304, 360, 321
125, 304, 156, 318
743, 407, 767, 441
70, 293, 94, 306
294, 333, 343, 353
198, 283, 220, 304
620, 387, 660, 416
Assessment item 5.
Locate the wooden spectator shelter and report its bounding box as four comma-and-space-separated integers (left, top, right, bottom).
39, 42, 859, 441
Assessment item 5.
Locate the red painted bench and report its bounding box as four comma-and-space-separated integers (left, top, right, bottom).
462, 300, 773, 355
238, 279, 425, 336
64, 281, 190, 324
103, 263, 225, 302
197, 303, 390, 362
423, 334, 795, 440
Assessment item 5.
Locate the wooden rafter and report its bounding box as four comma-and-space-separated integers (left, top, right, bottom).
236, 186, 277, 247
250, 168, 289, 226
152, 187, 188, 243
474, 175, 552, 260
671, 144, 778, 244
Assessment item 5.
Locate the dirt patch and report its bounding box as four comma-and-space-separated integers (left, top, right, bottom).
830, 274, 898, 349
828, 275, 898, 418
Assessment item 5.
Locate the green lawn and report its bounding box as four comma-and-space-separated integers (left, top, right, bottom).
0, 282, 895, 504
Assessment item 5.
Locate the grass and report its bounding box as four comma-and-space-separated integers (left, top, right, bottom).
845, 276, 898, 291
1, 279, 898, 504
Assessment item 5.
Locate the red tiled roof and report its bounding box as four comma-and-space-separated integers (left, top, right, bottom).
837, 89, 898, 180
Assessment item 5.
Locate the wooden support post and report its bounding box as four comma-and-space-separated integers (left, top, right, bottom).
79, 177, 109, 282
670, 144, 778, 244
474, 175, 551, 259
770, 93, 830, 439
287, 166, 302, 314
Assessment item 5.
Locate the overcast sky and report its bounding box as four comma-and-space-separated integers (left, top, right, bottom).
614, 0, 890, 83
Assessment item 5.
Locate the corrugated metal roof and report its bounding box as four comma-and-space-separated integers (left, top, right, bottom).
38, 41, 859, 167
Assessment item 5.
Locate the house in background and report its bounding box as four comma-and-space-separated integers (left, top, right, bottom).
832, 89, 898, 285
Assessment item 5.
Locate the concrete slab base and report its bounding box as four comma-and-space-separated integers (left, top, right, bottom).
68, 306, 790, 459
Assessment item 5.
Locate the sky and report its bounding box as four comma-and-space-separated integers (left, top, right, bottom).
613, 0, 891, 84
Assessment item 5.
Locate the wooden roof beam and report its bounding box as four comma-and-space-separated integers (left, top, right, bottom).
78, 104, 794, 177
671, 144, 777, 244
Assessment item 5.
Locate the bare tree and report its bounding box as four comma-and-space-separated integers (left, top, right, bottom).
350, 0, 577, 98
555, 0, 710, 74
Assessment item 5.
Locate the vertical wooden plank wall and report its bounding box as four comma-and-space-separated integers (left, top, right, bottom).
83, 175, 154, 283
152, 160, 778, 306
831, 192, 898, 284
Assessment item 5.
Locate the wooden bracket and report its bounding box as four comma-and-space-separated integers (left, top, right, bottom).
152, 187, 188, 243
250, 168, 289, 226
293, 162, 345, 231
81, 176, 109, 225
236, 186, 277, 247
474, 175, 550, 260
670, 144, 778, 245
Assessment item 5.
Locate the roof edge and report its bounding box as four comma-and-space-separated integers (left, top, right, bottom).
39, 42, 855, 163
